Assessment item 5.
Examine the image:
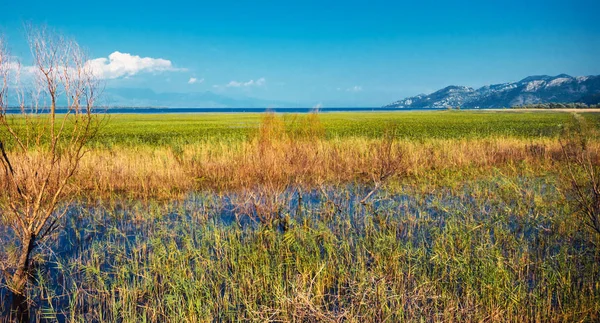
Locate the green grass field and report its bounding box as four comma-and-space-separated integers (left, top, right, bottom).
95, 110, 586, 146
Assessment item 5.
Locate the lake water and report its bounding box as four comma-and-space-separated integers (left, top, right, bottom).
4, 106, 451, 114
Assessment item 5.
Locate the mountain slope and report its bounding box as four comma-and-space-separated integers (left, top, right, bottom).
384, 74, 600, 108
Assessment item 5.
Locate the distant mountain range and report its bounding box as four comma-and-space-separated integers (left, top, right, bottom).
102, 88, 295, 108
4, 87, 297, 109
384, 74, 600, 109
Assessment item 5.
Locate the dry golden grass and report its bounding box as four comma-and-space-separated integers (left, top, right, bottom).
49, 136, 585, 200
2, 113, 597, 202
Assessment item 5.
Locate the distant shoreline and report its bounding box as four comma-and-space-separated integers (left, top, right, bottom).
4, 107, 600, 114
3, 106, 447, 114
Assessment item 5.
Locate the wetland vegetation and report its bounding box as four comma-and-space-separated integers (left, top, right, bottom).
1, 110, 600, 321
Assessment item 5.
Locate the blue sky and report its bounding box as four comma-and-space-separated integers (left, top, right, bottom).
1, 0, 599, 106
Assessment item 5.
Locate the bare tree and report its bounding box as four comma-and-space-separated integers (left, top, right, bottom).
0, 26, 101, 321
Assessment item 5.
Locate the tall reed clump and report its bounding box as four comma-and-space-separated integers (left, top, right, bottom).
216, 113, 406, 227
235, 112, 328, 226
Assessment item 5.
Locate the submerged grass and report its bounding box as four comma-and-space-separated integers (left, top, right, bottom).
2, 181, 599, 322
1, 111, 600, 321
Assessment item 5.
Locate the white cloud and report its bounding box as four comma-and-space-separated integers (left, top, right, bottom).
85, 51, 185, 79
3, 52, 186, 87
346, 85, 362, 92
226, 80, 242, 87
226, 77, 266, 87
1, 60, 25, 73
1, 60, 38, 84
188, 77, 204, 84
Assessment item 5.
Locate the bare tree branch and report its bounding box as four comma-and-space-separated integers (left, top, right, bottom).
0, 26, 103, 320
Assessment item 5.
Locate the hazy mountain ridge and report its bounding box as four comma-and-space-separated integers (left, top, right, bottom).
102, 88, 295, 108
384, 74, 600, 108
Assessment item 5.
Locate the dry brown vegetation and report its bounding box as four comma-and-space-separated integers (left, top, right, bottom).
1, 113, 591, 202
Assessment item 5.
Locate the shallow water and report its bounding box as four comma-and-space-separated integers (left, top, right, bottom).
0, 180, 597, 321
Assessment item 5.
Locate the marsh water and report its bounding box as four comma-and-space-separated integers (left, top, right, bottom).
2, 177, 596, 321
